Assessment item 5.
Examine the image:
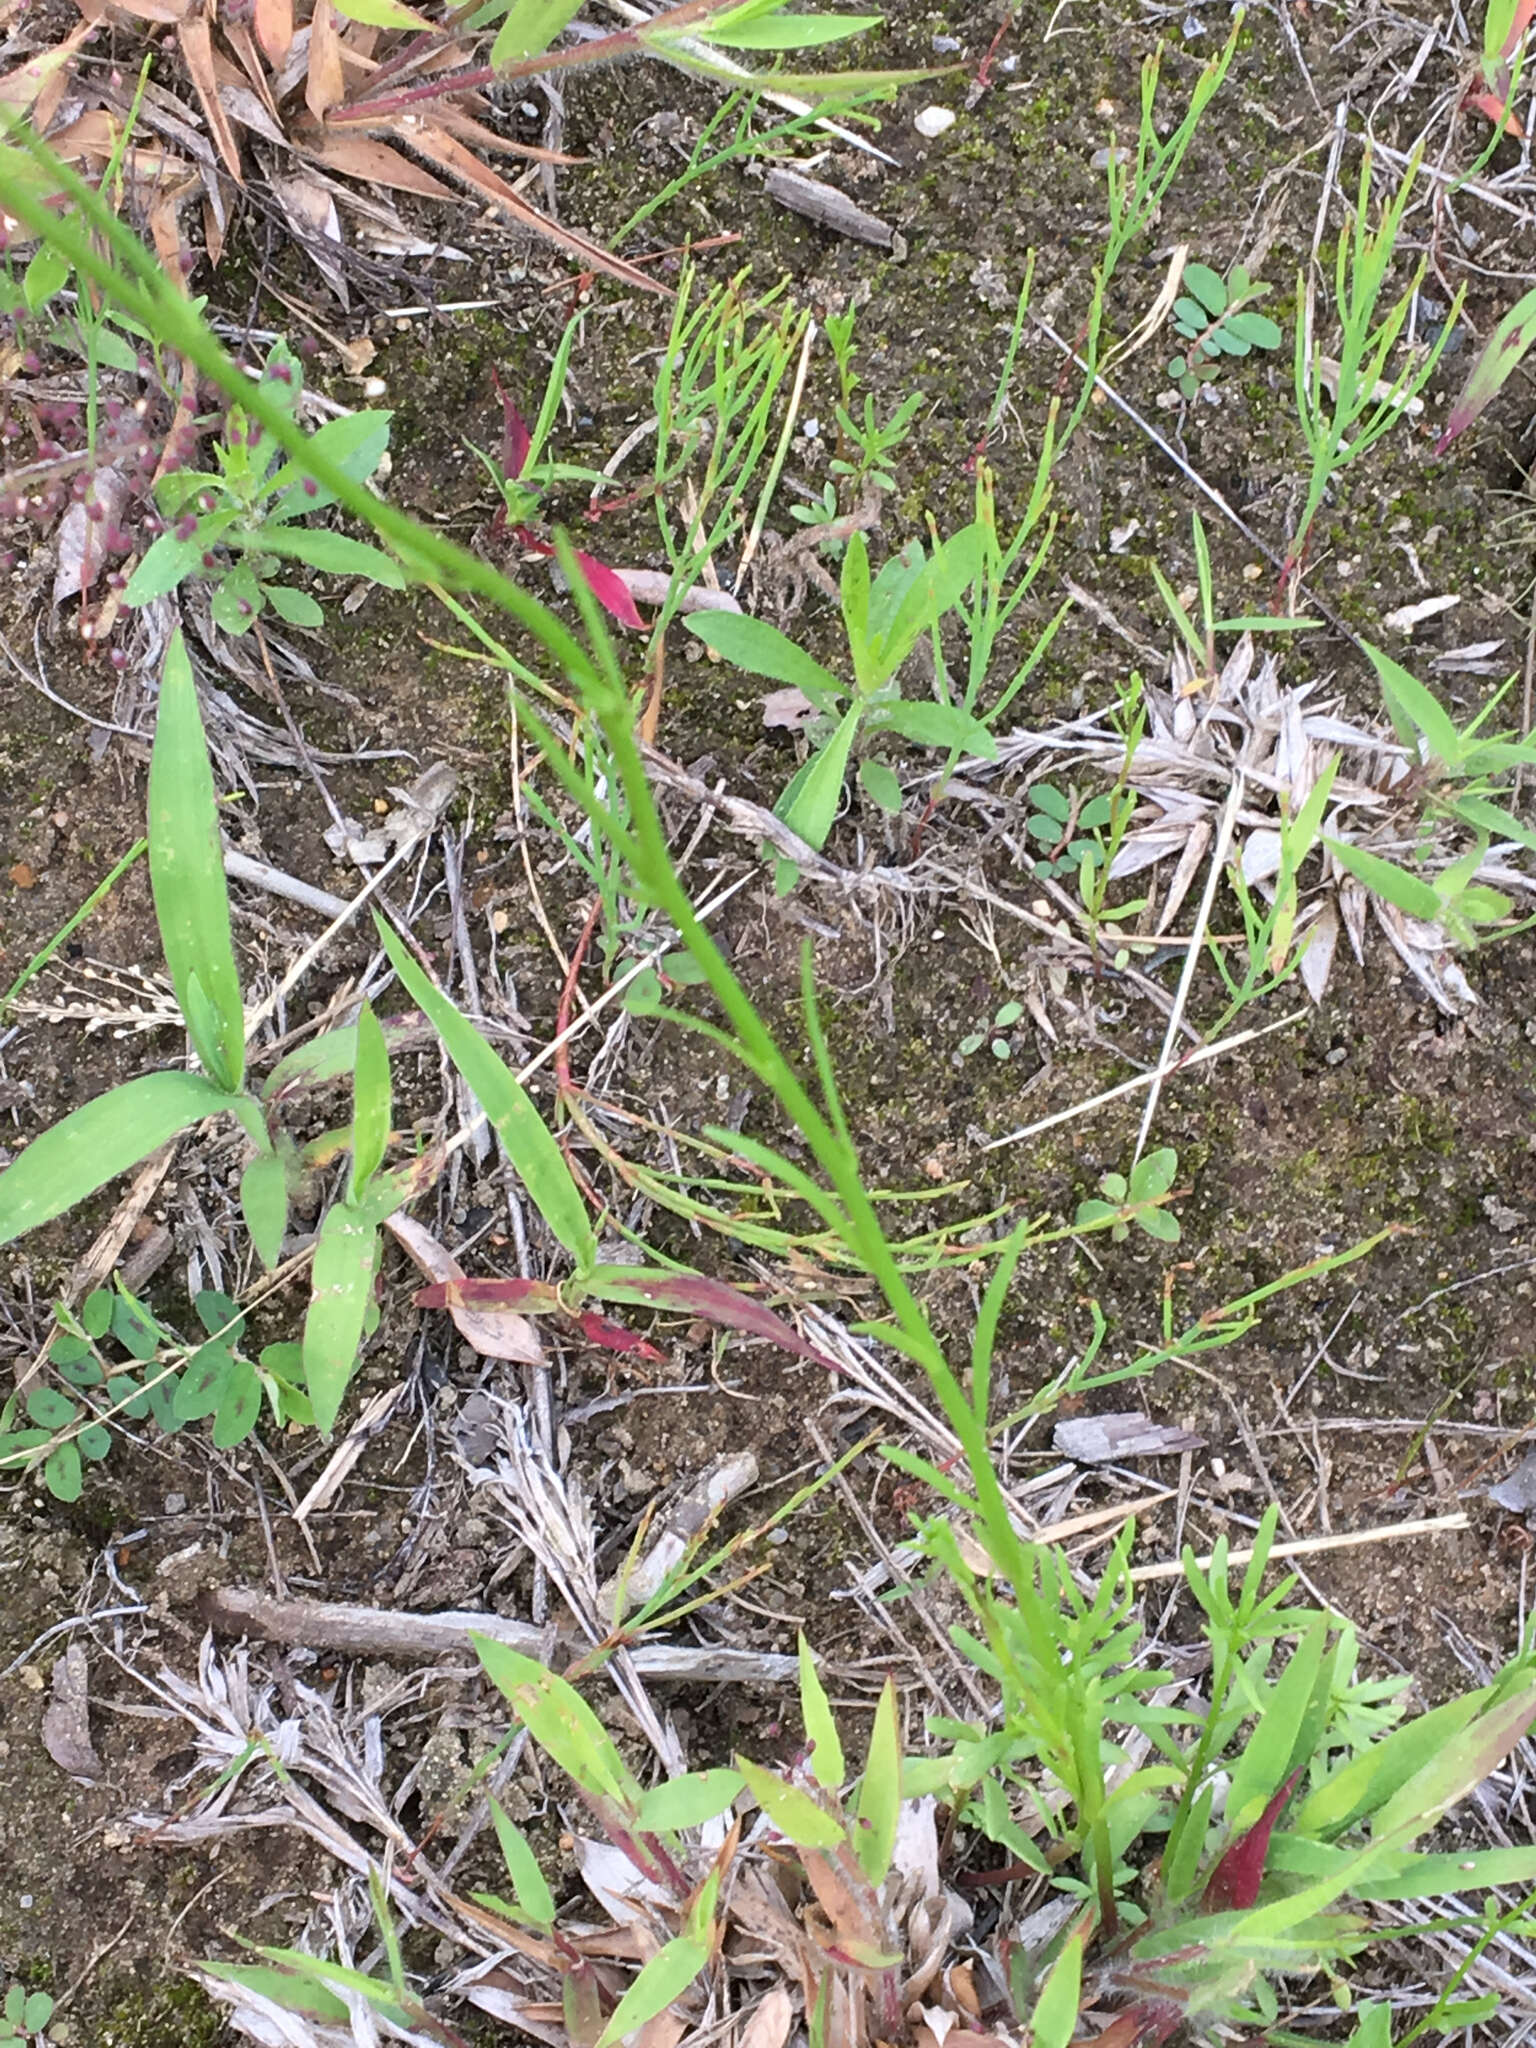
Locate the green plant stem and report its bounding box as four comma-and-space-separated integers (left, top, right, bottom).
1, 835, 147, 1014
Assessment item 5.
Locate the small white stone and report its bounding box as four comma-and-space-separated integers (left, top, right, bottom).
914, 105, 956, 139
362, 376, 388, 399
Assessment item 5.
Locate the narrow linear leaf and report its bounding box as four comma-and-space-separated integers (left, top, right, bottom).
634, 1769, 745, 1833
376, 918, 596, 1272
489, 1800, 557, 1925
853, 1676, 901, 1884
734, 1755, 844, 1850
348, 1001, 392, 1202
594, 1935, 707, 2048
473, 1639, 644, 1811
251, 526, 405, 586
684, 610, 842, 705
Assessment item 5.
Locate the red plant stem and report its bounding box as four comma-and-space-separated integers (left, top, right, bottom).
554, 897, 602, 1101
971, 6, 1015, 95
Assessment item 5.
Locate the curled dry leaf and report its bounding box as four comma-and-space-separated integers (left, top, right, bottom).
384, 1212, 544, 1364
762, 685, 817, 732
41, 1641, 101, 1780
54, 464, 129, 604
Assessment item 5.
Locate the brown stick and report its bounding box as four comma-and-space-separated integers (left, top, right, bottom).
200, 1585, 796, 1683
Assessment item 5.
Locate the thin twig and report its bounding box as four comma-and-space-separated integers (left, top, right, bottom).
1129, 1511, 1470, 1584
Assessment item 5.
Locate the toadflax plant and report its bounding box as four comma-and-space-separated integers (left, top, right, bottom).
191, 1519, 1536, 2047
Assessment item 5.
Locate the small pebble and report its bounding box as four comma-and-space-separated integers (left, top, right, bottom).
164, 1492, 186, 1515
914, 105, 956, 139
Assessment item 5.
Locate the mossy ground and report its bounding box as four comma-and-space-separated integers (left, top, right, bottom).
2, 0, 1536, 2038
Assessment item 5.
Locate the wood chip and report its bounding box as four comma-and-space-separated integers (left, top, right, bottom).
41, 1642, 101, 1780
764, 169, 902, 251
1054, 1413, 1206, 1464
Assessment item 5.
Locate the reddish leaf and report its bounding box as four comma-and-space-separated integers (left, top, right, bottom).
386, 1217, 545, 1365
412, 1275, 555, 1310
1437, 283, 1536, 450
571, 1308, 665, 1363
1202, 1768, 1302, 1912
595, 1270, 840, 1369
493, 370, 532, 481
1498, 0, 1536, 61
410, 1276, 662, 1361
1465, 85, 1527, 138
572, 547, 645, 631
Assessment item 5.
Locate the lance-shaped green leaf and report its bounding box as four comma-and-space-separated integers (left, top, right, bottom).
853, 1676, 901, 1884
0, 1071, 242, 1245
149, 630, 245, 1090
1436, 284, 1536, 451
594, 1934, 707, 2048
302, 1200, 380, 1434
734, 1755, 844, 1850
798, 1634, 845, 1789
474, 1639, 643, 1812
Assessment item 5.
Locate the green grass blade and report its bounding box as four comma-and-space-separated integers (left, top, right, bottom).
853, 1676, 901, 1884
375, 916, 596, 1273
348, 1001, 392, 1202
594, 1935, 706, 2048
149, 630, 245, 1090
302, 1201, 380, 1434
0, 1071, 239, 1245
798, 1633, 845, 1788
473, 1639, 643, 1811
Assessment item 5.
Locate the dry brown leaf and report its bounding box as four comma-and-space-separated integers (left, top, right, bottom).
633, 2017, 687, 2048
736, 1985, 795, 2048
254, 0, 293, 67
147, 175, 199, 281
409, 120, 670, 295
306, 0, 345, 120
799, 1848, 887, 1956
296, 126, 455, 200
221, 18, 283, 123
54, 465, 129, 605
178, 14, 243, 180
74, 0, 185, 22
426, 101, 583, 165
384, 1212, 545, 1364
201, 191, 225, 265
270, 170, 348, 300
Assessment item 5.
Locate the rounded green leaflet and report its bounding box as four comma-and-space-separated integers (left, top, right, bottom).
26, 1385, 76, 1429
1181, 262, 1228, 315
44, 1439, 83, 1501
0, 1069, 241, 1247
1227, 310, 1282, 349
174, 1340, 236, 1422
213, 1359, 261, 1449
78, 1422, 112, 1461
